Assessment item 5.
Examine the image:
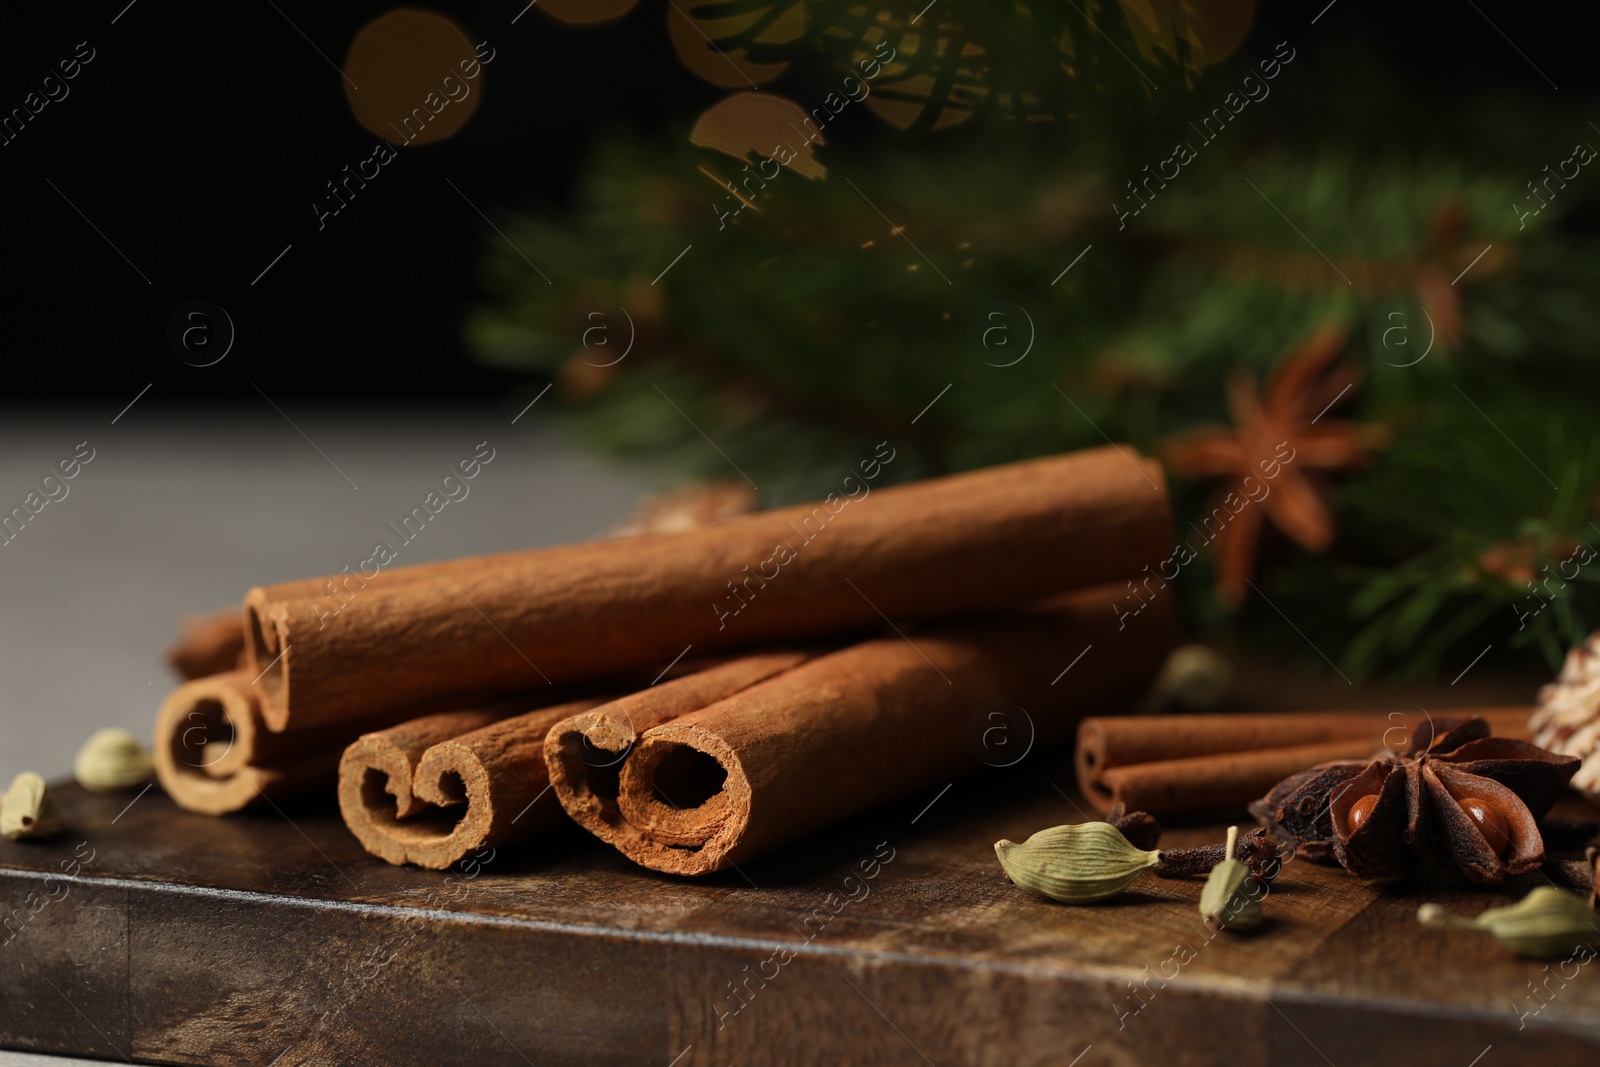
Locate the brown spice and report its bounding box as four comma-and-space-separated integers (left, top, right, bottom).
338, 698, 601, 869
544, 651, 815, 846
601, 586, 1176, 875
166, 610, 247, 681
246, 447, 1172, 732
1251, 717, 1580, 885
153, 671, 354, 814
1076, 708, 1533, 817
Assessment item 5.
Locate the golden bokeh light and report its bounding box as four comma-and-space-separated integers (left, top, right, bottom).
689, 94, 827, 180
538, 0, 642, 25
343, 9, 486, 146
667, 2, 795, 89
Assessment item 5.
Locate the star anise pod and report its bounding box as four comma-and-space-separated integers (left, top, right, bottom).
1160, 324, 1388, 607
1249, 717, 1579, 886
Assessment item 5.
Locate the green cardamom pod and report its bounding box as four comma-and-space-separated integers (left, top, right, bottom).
2, 772, 63, 841
994, 822, 1163, 904
74, 728, 154, 793
1418, 887, 1600, 957
1199, 826, 1264, 931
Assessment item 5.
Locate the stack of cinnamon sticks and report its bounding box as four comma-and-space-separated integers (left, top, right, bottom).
155, 446, 1180, 873
1074, 707, 1534, 818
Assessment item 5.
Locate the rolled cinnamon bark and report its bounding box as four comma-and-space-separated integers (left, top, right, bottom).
153, 670, 359, 814
168, 561, 490, 683
339, 698, 602, 869
247, 446, 1172, 731
601, 584, 1175, 875
154, 671, 540, 815
166, 556, 506, 683
166, 611, 248, 681
1075, 707, 1534, 816
1086, 738, 1380, 816
545, 651, 816, 844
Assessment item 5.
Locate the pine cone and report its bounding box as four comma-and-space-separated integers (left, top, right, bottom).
1531, 631, 1600, 803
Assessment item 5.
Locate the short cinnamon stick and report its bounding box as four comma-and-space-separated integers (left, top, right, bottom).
247, 446, 1172, 731
602, 584, 1175, 875
338, 698, 602, 869
545, 651, 816, 844
153, 671, 354, 814
1075, 707, 1534, 816
155, 670, 544, 816
166, 611, 248, 681
1088, 738, 1381, 816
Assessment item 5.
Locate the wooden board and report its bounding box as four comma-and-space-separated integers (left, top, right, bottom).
4, 759, 1599, 1067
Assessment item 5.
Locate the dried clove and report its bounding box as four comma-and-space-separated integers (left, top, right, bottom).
1105, 803, 1163, 851
1159, 825, 1282, 883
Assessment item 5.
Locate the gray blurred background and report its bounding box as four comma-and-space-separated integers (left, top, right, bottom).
0, 406, 653, 787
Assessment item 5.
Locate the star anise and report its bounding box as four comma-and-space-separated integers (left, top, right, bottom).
1160, 324, 1388, 606
1249, 717, 1579, 886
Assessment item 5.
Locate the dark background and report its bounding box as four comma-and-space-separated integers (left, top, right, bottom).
0, 1, 1586, 402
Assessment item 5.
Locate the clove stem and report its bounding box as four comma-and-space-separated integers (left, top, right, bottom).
1159, 827, 1282, 882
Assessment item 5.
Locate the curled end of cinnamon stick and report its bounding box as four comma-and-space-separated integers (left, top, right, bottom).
546, 651, 813, 859
154, 670, 326, 814
611, 724, 752, 875
544, 708, 639, 837
338, 725, 492, 870
338, 703, 591, 870
243, 588, 291, 732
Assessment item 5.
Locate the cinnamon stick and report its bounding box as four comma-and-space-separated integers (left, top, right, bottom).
1075, 707, 1534, 816
599, 584, 1175, 875
166, 611, 247, 681
1089, 738, 1381, 816
168, 562, 503, 683
154, 670, 543, 816
153, 670, 360, 814
545, 651, 816, 844
339, 698, 602, 869
246, 446, 1172, 731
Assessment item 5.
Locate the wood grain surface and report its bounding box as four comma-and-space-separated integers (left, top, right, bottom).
4, 750, 1598, 1067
